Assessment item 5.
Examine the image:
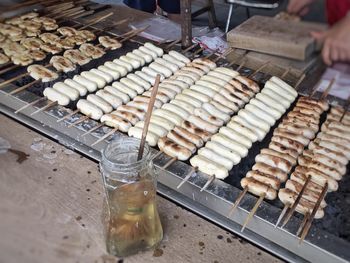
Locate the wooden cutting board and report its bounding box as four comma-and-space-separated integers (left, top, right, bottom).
227, 15, 327, 61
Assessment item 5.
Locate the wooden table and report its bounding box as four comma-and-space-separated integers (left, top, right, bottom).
0, 114, 281, 263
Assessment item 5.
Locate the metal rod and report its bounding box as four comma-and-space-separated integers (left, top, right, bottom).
241, 194, 265, 232
90, 127, 118, 147
14, 97, 46, 114
67, 115, 90, 128
177, 167, 196, 189
281, 175, 311, 228
275, 205, 289, 228
8, 79, 41, 95
137, 74, 161, 161
57, 109, 79, 123
30, 100, 58, 116
228, 187, 248, 217
81, 122, 105, 136
299, 183, 329, 243
200, 175, 216, 192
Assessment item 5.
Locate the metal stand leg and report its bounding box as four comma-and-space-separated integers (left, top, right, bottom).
225, 4, 234, 33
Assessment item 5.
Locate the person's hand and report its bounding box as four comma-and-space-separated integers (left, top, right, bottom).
287, 0, 315, 16
311, 16, 350, 65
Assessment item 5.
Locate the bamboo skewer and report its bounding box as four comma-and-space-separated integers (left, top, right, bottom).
30, 100, 58, 116
321, 77, 336, 100
165, 39, 181, 50
8, 79, 41, 95
90, 127, 118, 147
339, 95, 350, 123
241, 193, 266, 232
248, 61, 270, 78
57, 109, 79, 123
0, 64, 19, 76
236, 58, 247, 72
200, 175, 216, 192
213, 47, 233, 63
275, 205, 289, 228
192, 47, 205, 58
299, 183, 328, 243
205, 49, 219, 59
176, 167, 197, 189
162, 157, 177, 170
67, 115, 90, 128
14, 97, 46, 114
120, 26, 150, 44
78, 12, 114, 30
228, 187, 248, 217
281, 67, 291, 79
280, 175, 311, 228
296, 212, 310, 237
182, 43, 198, 54
81, 122, 105, 136
137, 74, 160, 160
0, 72, 30, 89
151, 151, 163, 161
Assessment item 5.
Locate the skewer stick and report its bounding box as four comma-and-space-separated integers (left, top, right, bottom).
296, 212, 310, 237
162, 157, 177, 170
241, 193, 266, 232
70, 10, 95, 20
165, 39, 181, 50
182, 43, 198, 53
200, 175, 216, 192
228, 186, 248, 217
205, 49, 219, 59
236, 58, 247, 72
0, 72, 29, 89
120, 26, 150, 43
281, 67, 291, 79
192, 47, 205, 57
299, 183, 328, 243
294, 73, 306, 91
79, 12, 114, 30
275, 205, 289, 228
82, 122, 105, 136
228, 51, 247, 67
0, 64, 19, 76
57, 109, 79, 123
281, 175, 311, 228
14, 97, 47, 114
137, 74, 160, 160
90, 127, 118, 147
67, 115, 90, 128
30, 100, 58, 116
8, 79, 41, 95
339, 94, 350, 123
151, 151, 163, 161
177, 167, 197, 189
248, 61, 270, 78
320, 77, 336, 100
213, 47, 233, 63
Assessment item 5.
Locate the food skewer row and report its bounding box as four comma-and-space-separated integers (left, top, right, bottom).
0, 12, 119, 68
38, 42, 165, 118
277, 106, 350, 241
232, 96, 327, 232
190, 76, 298, 193
1, 27, 151, 96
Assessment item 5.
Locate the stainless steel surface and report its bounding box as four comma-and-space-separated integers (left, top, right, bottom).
0, 9, 349, 262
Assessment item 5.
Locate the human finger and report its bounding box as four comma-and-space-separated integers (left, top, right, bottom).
322, 40, 332, 66
330, 48, 339, 64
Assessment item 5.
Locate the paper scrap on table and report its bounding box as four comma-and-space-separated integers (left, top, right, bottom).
316, 63, 350, 100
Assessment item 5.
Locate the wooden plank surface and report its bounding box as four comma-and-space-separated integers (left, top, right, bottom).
227, 15, 327, 61
0, 114, 281, 263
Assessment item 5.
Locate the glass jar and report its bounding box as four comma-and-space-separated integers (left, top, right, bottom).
100, 137, 163, 257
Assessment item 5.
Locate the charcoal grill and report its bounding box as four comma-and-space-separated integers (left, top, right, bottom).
0, 6, 349, 263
